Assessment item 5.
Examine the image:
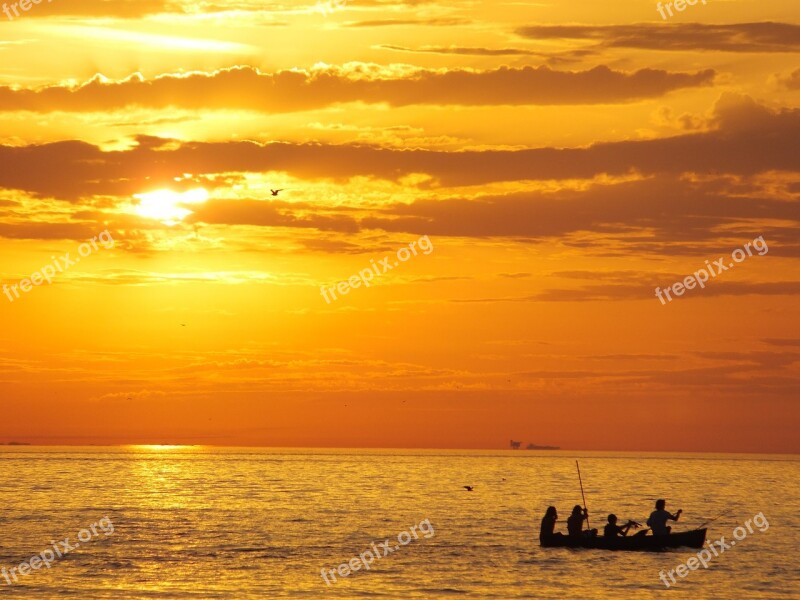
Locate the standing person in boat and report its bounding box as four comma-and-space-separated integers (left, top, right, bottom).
647, 499, 682, 536
603, 514, 639, 537
567, 505, 597, 538
539, 506, 563, 543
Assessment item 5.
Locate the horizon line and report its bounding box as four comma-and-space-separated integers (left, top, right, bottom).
0, 443, 797, 457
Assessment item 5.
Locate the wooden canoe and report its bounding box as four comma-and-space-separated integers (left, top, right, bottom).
540, 528, 707, 551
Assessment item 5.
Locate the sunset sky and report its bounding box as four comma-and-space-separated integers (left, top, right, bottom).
0, 0, 798, 453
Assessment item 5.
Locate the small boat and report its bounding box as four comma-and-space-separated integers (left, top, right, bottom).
540, 528, 707, 551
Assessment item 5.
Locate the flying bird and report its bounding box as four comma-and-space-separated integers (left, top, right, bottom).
463, 486, 474, 492
270, 189, 285, 196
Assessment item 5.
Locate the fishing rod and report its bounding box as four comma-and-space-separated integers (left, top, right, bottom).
695, 508, 734, 530
576, 460, 589, 528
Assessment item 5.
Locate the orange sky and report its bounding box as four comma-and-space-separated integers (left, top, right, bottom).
0, 0, 798, 453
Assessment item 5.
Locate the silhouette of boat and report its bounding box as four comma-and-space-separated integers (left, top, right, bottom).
540, 528, 707, 551
526, 443, 559, 450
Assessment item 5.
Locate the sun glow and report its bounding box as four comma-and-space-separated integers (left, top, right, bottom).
133, 188, 209, 225
128, 445, 199, 452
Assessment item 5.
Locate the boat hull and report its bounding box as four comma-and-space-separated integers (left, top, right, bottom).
540, 528, 707, 551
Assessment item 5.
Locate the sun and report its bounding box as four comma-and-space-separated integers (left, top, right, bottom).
133, 188, 209, 225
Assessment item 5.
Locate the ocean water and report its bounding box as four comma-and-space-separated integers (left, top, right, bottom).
0, 447, 797, 599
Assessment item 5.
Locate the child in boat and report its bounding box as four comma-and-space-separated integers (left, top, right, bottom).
603, 514, 639, 537
567, 505, 598, 538
539, 506, 563, 543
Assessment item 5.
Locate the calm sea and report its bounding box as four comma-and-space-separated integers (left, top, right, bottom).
0, 448, 797, 599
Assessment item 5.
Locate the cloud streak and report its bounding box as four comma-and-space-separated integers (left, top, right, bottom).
1, 95, 796, 200
517, 22, 800, 53
0, 64, 715, 113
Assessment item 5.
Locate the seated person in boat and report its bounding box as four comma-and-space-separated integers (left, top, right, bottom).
603, 514, 640, 537
567, 505, 597, 538
539, 506, 564, 543
647, 499, 682, 535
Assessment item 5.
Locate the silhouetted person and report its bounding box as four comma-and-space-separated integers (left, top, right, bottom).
567, 505, 597, 538
603, 514, 639, 537
647, 499, 682, 536
540, 506, 563, 543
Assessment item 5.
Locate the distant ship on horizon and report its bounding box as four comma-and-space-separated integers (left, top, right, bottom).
509, 440, 560, 450
526, 443, 559, 450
